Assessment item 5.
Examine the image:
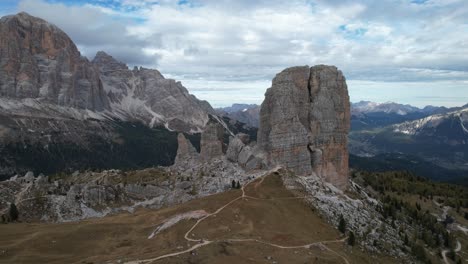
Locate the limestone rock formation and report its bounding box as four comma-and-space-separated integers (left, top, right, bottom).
0, 12, 223, 177
92, 51, 214, 132
0, 12, 216, 133
174, 133, 199, 168
199, 120, 226, 162
226, 133, 250, 163
258, 65, 350, 188
0, 12, 109, 111
226, 133, 264, 170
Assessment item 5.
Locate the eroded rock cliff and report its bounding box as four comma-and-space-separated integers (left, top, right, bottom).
257, 65, 350, 188
92, 51, 213, 132
0, 12, 109, 111
199, 120, 226, 162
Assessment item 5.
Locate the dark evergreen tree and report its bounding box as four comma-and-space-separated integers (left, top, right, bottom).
347, 231, 355, 246
236, 181, 241, 189
232, 180, 236, 188
338, 214, 346, 233
8, 203, 18, 222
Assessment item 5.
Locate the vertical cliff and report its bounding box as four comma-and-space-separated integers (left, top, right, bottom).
257, 65, 350, 188
0, 12, 109, 111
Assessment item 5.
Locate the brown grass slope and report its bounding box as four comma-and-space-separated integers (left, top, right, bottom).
0, 173, 397, 264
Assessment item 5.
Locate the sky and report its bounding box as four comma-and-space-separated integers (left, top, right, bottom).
1, 0, 467, 108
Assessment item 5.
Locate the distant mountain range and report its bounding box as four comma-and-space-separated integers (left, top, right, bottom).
217, 101, 468, 130
350, 101, 468, 131
350, 103, 468, 183
352, 101, 440, 115
218, 101, 468, 184
215, 103, 260, 128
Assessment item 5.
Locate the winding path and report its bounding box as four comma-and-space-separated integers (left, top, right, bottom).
124, 168, 349, 264
442, 240, 461, 264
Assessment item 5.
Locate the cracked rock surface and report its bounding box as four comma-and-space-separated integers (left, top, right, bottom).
257, 65, 350, 189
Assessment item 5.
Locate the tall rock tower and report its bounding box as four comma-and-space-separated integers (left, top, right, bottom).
257, 65, 350, 189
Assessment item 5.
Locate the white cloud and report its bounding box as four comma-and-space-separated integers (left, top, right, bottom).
10, 0, 468, 107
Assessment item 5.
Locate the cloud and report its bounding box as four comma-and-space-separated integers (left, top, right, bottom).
11, 0, 468, 107
348, 80, 468, 107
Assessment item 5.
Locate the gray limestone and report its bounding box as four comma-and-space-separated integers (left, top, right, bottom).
257, 65, 350, 189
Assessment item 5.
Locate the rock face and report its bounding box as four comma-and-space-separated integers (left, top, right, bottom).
199, 120, 226, 162
258, 65, 350, 188
174, 133, 199, 168
92, 51, 213, 132
0, 12, 222, 177
0, 166, 255, 222
226, 133, 264, 170
0, 12, 215, 132
226, 133, 250, 163
0, 12, 109, 111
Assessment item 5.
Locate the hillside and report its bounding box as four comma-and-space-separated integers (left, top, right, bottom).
349, 106, 468, 177
351, 170, 468, 264
0, 172, 397, 264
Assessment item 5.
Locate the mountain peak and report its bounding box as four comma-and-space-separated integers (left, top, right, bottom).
94, 50, 112, 58
92, 51, 128, 71
16, 11, 33, 18
2, 12, 53, 28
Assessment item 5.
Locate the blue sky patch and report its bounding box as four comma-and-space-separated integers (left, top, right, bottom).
339, 24, 367, 40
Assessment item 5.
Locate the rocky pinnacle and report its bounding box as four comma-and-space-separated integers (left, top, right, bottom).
257, 65, 350, 189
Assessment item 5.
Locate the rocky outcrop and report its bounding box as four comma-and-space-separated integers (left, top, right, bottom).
258, 65, 350, 189
199, 120, 226, 162
0, 12, 109, 111
226, 133, 250, 163
174, 133, 199, 168
226, 133, 264, 170
0, 161, 259, 222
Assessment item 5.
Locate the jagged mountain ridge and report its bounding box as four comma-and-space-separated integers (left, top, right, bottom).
351, 101, 438, 116
0, 12, 214, 132
0, 12, 220, 178
93, 51, 214, 132
392, 106, 468, 138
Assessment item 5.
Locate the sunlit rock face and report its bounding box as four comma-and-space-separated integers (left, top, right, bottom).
0, 12, 109, 111
257, 65, 350, 189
